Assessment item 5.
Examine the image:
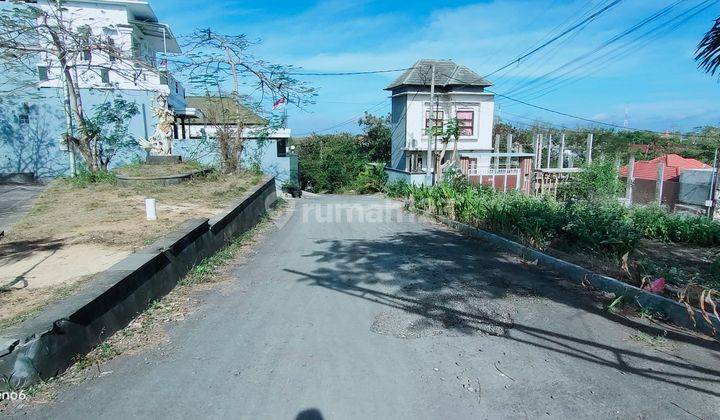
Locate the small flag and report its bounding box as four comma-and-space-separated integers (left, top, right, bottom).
273, 97, 286, 110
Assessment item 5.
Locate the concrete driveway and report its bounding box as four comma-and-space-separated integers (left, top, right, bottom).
16, 195, 720, 419
0, 184, 44, 234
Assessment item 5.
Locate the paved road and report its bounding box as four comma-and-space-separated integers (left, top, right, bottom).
0, 184, 44, 234
18, 195, 720, 419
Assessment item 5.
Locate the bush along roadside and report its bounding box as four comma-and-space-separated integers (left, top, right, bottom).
386, 180, 720, 300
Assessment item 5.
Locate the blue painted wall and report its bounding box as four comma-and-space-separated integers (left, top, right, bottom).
1, 87, 297, 185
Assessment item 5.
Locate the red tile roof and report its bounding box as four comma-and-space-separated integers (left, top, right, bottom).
620, 154, 711, 181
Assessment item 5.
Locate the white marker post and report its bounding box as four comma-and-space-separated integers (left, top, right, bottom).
145, 198, 157, 221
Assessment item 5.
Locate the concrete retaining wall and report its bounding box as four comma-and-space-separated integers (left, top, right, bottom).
0, 177, 277, 387
427, 213, 720, 339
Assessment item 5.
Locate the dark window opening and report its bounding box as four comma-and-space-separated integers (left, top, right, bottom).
100, 68, 110, 84
425, 110, 443, 129
277, 139, 287, 157
18, 114, 29, 125
37, 66, 48, 81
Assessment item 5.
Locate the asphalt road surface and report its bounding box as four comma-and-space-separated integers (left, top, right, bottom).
0, 184, 44, 234
17, 195, 720, 419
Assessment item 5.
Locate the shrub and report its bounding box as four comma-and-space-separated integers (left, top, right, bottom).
385, 181, 411, 198
294, 133, 368, 193
629, 205, 720, 246
354, 164, 388, 194
557, 158, 624, 203
563, 202, 640, 255
68, 168, 117, 188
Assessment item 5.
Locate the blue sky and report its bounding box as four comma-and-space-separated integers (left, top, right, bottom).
154, 0, 720, 135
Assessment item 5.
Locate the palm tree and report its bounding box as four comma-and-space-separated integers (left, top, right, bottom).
696, 17, 720, 77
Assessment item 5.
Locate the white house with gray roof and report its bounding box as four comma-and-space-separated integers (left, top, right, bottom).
385, 59, 495, 184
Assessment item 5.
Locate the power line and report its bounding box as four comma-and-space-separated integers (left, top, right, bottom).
287, 68, 414, 76
490, 90, 719, 139
504, 0, 688, 98
506, 0, 716, 101
294, 99, 387, 136
482, 0, 624, 78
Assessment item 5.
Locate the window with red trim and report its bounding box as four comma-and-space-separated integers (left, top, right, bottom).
456, 110, 474, 136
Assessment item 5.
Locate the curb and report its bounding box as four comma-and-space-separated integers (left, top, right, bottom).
0, 177, 277, 388
419, 209, 720, 339
115, 168, 213, 187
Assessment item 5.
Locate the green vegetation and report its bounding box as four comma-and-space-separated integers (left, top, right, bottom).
493, 122, 720, 165
386, 162, 720, 258
629, 205, 720, 246
68, 169, 117, 188
294, 113, 391, 193
557, 158, 624, 202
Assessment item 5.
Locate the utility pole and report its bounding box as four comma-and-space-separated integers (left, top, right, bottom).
558, 133, 565, 169
426, 65, 435, 185
586, 133, 594, 165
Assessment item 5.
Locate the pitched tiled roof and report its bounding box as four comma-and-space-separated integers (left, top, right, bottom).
186, 96, 266, 125
385, 59, 492, 90
619, 154, 711, 181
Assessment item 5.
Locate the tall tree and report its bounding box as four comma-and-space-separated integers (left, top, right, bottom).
357, 112, 391, 164
696, 17, 720, 78
0, 1, 152, 172
178, 29, 315, 173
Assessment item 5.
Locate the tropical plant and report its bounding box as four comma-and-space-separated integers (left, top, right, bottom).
696, 17, 720, 78
355, 163, 388, 194
557, 158, 624, 203
294, 133, 368, 193
84, 97, 139, 170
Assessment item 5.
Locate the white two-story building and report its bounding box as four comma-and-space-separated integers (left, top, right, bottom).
385, 59, 495, 185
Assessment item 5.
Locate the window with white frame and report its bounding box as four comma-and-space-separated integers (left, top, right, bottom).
425, 110, 443, 130
456, 110, 474, 136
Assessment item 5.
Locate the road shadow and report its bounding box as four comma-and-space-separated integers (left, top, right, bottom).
0, 237, 65, 266
0, 238, 65, 291
286, 225, 720, 398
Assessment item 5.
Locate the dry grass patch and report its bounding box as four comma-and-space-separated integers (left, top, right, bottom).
5, 170, 262, 249
114, 162, 206, 178
0, 170, 263, 328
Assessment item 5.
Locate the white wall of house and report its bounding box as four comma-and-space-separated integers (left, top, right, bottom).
390, 90, 495, 171
34, 0, 186, 109
403, 91, 495, 151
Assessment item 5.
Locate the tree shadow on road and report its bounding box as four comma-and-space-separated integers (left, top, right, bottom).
285, 225, 720, 399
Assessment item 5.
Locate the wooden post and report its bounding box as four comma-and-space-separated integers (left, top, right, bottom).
586, 133, 594, 164
505, 134, 512, 192
546, 134, 553, 169
558, 133, 565, 169
536, 134, 544, 170
494, 134, 501, 171
625, 155, 635, 207
656, 163, 665, 205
